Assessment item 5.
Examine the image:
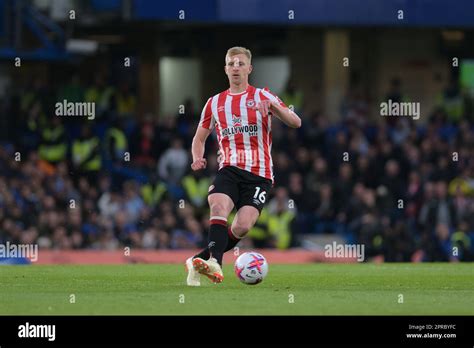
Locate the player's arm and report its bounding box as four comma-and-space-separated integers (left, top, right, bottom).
269, 102, 302, 128
191, 126, 212, 171
191, 97, 214, 171
257, 89, 301, 128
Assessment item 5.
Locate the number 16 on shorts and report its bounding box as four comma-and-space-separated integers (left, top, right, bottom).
253, 186, 267, 204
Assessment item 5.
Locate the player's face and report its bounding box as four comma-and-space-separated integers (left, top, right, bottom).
225, 54, 252, 85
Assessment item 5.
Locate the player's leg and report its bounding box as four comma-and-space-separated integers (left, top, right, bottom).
193, 168, 238, 263
187, 192, 234, 286
200, 192, 234, 262
191, 192, 234, 283
187, 167, 239, 284
225, 178, 272, 251
196, 206, 249, 257
225, 205, 260, 251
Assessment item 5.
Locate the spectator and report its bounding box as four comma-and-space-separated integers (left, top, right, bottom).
115, 81, 137, 118
158, 138, 189, 186
85, 75, 115, 117
130, 116, 159, 173
38, 117, 67, 164
419, 181, 458, 234
123, 181, 145, 223
104, 121, 128, 164
72, 125, 102, 184
281, 80, 304, 115
436, 76, 464, 124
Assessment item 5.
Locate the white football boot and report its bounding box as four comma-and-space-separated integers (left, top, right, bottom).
185, 257, 201, 286
192, 257, 224, 283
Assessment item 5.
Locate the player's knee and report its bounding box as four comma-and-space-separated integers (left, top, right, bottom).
209, 201, 228, 217
233, 220, 252, 237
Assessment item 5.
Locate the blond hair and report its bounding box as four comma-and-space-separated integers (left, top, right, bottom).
226, 46, 252, 63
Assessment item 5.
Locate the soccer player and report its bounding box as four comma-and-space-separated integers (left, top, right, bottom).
186, 46, 301, 286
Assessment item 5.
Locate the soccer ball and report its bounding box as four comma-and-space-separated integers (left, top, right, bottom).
234, 252, 269, 285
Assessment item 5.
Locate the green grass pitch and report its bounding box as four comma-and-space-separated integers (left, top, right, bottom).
0, 263, 472, 315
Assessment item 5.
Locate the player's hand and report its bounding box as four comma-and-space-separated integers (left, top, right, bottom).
253, 100, 273, 117
191, 158, 207, 171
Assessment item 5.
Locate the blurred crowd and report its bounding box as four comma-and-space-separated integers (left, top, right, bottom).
0, 75, 473, 262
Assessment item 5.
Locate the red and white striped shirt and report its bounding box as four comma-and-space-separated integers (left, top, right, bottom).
199, 85, 287, 183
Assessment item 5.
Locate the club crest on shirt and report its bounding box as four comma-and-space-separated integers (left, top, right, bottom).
246, 99, 255, 108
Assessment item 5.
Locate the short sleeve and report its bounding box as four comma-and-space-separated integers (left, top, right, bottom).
261, 87, 287, 108
198, 97, 215, 129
